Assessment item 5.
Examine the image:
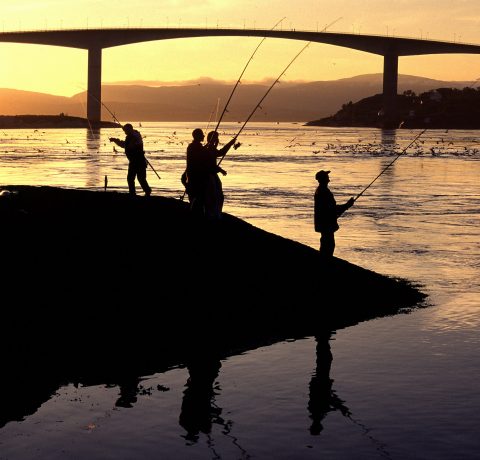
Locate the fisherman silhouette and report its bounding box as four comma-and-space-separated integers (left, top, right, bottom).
314, 170, 354, 258
184, 129, 236, 218
204, 131, 236, 219
109, 123, 151, 197
308, 332, 351, 435
179, 351, 222, 443
184, 128, 207, 213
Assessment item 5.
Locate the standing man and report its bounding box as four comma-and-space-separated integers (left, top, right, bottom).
184, 128, 207, 213
314, 170, 354, 258
110, 123, 151, 197
204, 131, 236, 219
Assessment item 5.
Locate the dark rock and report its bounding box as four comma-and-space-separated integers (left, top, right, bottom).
0, 185, 427, 427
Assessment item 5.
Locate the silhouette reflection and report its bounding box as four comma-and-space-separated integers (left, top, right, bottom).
381, 129, 397, 153
115, 375, 142, 408
179, 350, 223, 443
308, 332, 351, 435
85, 128, 103, 188
86, 127, 101, 151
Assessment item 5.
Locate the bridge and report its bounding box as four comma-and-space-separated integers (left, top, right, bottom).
2, 28, 480, 127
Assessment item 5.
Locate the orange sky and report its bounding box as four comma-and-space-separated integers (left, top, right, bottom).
1, 0, 480, 96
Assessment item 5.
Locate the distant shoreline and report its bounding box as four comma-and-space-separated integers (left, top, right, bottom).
0, 115, 120, 129
305, 89, 480, 129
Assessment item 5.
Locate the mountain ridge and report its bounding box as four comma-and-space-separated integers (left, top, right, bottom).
0, 74, 473, 122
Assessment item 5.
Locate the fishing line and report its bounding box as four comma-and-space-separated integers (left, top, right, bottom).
181, 17, 286, 201
354, 128, 427, 202
217, 41, 311, 166
205, 97, 220, 132
213, 16, 287, 134
83, 88, 162, 181
74, 89, 95, 137
217, 16, 342, 166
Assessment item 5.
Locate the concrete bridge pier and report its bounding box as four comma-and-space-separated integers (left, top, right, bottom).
87, 47, 102, 126
382, 51, 399, 129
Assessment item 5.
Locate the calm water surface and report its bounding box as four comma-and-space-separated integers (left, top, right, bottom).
1, 123, 479, 459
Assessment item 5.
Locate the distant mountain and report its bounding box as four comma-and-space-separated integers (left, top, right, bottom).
306, 87, 480, 129
0, 74, 473, 122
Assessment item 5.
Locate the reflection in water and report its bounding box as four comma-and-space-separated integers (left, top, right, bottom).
115, 375, 142, 408
85, 128, 103, 188
178, 349, 251, 458
308, 332, 351, 435
86, 128, 101, 151
381, 129, 397, 152
309, 333, 393, 458
179, 352, 223, 443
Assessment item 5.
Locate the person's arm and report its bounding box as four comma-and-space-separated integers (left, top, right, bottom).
336, 197, 354, 217
216, 138, 236, 157
109, 137, 126, 148
216, 165, 227, 176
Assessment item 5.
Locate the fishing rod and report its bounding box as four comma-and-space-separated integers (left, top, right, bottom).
181, 17, 286, 201
217, 16, 342, 166
213, 16, 287, 134
217, 41, 311, 166
354, 128, 427, 202
205, 97, 220, 132
85, 89, 161, 181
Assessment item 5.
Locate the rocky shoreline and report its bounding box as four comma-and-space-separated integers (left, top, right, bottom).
306, 87, 480, 129
0, 184, 427, 427
1, 185, 426, 328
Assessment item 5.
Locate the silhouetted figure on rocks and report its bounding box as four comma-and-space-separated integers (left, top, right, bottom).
110, 123, 151, 196
204, 131, 236, 219
314, 170, 354, 258
184, 128, 207, 214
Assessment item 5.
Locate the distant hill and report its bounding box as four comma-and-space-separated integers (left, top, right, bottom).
306, 87, 480, 129
0, 74, 473, 122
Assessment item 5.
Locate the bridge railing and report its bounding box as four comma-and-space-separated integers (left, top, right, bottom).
0, 26, 477, 47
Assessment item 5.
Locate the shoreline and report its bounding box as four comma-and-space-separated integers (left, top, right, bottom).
0, 114, 120, 129
1, 185, 426, 318
0, 184, 427, 427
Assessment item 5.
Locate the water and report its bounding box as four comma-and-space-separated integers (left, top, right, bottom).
1, 123, 479, 459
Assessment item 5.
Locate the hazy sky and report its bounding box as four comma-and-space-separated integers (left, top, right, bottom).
1, 0, 480, 96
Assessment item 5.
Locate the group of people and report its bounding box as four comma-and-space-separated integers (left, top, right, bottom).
183, 128, 237, 220
111, 123, 355, 257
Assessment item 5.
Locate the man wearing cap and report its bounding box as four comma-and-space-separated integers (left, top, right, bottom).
110, 123, 151, 196
314, 170, 354, 258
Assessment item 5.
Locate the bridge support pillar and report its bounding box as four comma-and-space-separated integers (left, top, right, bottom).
87, 47, 102, 126
382, 52, 398, 129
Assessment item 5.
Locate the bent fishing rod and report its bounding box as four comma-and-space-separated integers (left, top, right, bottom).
216, 16, 342, 167
85, 90, 161, 181
217, 41, 311, 166
213, 16, 287, 134
181, 17, 286, 201
354, 128, 427, 202
205, 97, 220, 132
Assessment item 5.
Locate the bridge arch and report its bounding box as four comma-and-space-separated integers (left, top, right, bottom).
2, 28, 480, 126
